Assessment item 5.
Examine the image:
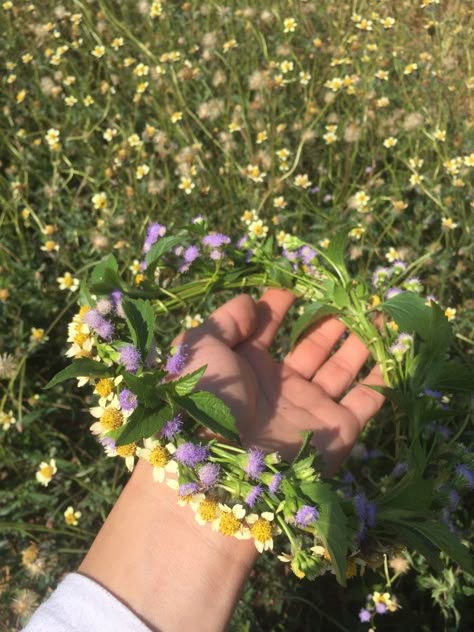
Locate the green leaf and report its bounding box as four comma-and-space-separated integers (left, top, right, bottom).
269, 256, 294, 289
391, 520, 473, 576
145, 236, 184, 268
291, 431, 314, 464
300, 482, 348, 586
166, 365, 207, 396
377, 473, 433, 513
116, 404, 174, 446
382, 292, 438, 340
290, 302, 340, 348
333, 286, 351, 308
90, 254, 123, 293
79, 279, 94, 307
121, 299, 156, 354
174, 391, 239, 442
318, 231, 349, 282
122, 372, 165, 406
45, 359, 114, 389
424, 362, 474, 392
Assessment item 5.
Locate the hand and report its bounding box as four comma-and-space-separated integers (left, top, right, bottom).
174, 289, 385, 475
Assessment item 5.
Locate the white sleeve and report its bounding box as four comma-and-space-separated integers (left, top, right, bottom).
22, 572, 152, 632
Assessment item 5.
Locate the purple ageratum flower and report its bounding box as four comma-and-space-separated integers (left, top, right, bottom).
342, 472, 355, 485
354, 492, 368, 521
359, 608, 371, 623
183, 245, 200, 263
175, 442, 209, 467
392, 260, 407, 275
236, 235, 249, 249
120, 344, 141, 373
375, 602, 387, 615
268, 473, 283, 494
198, 462, 220, 488
95, 298, 113, 315
310, 186, 320, 193
161, 413, 184, 440
455, 464, 474, 489
179, 482, 200, 497
100, 436, 116, 450
202, 233, 231, 248
403, 276, 423, 293
210, 248, 223, 260
245, 448, 266, 479
299, 245, 317, 265
385, 287, 403, 300
119, 388, 138, 412
83, 310, 115, 340
143, 222, 166, 253
246, 484, 263, 508
371, 266, 392, 289
165, 344, 188, 375
110, 290, 125, 318
424, 388, 442, 400
391, 462, 408, 478
295, 505, 320, 528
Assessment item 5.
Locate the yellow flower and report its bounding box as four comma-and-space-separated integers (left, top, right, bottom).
299, 71, 311, 86
245, 164, 266, 183
170, 111, 183, 123
92, 45, 106, 59
356, 18, 373, 31
319, 238, 330, 249
136, 164, 150, 180
83, 95, 94, 107
283, 18, 297, 33
178, 176, 195, 194
57, 272, 80, 292
240, 209, 258, 225
375, 69, 389, 80
280, 60, 294, 74
353, 190, 370, 210
404, 63, 418, 75
1, 410, 16, 431
256, 130, 267, 144
385, 247, 402, 263
16, 90, 28, 104
294, 174, 312, 189
248, 219, 269, 239
36, 459, 57, 486
409, 173, 424, 186
0, 288, 10, 302
349, 226, 365, 239
184, 314, 203, 329
247, 512, 274, 552
92, 192, 108, 209
444, 307, 456, 321
64, 95, 78, 107
150, 1, 163, 18
228, 121, 241, 133
64, 506, 81, 526
464, 153, 474, 167
433, 128, 446, 141
375, 96, 390, 108
383, 136, 398, 148
212, 504, 250, 539
223, 39, 238, 53
30, 328, 48, 344
111, 37, 124, 50
325, 77, 343, 92
273, 196, 287, 209
136, 438, 178, 483
441, 217, 458, 231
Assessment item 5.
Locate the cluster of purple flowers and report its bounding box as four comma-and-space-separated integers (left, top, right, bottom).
165, 344, 188, 375
83, 309, 115, 340
119, 344, 141, 373
201, 232, 231, 261
143, 223, 166, 254
353, 492, 377, 544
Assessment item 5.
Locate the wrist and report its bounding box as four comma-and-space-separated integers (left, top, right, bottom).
79, 459, 258, 631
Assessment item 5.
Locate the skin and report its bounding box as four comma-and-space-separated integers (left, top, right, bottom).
79, 289, 385, 631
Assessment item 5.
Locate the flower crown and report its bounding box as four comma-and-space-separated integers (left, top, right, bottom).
47, 216, 473, 583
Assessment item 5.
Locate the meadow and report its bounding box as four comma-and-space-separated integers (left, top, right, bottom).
0, 1, 473, 630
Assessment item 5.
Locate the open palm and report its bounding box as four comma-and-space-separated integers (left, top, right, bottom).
175, 289, 385, 474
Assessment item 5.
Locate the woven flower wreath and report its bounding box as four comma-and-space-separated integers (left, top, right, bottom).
47, 215, 473, 583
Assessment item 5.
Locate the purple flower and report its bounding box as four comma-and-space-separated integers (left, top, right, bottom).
183, 245, 200, 263
165, 344, 188, 375
236, 235, 249, 249
100, 436, 116, 450
359, 608, 371, 623
268, 473, 283, 494
299, 245, 317, 265
354, 492, 368, 520
372, 266, 392, 289
175, 442, 209, 467
342, 472, 355, 485
424, 388, 442, 400
448, 489, 460, 511
385, 288, 403, 300
375, 602, 387, 615
366, 501, 377, 529
245, 448, 266, 479
310, 186, 320, 193
119, 388, 138, 412
120, 344, 141, 373
392, 260, 407, 274
391, 462, 408, 478
95, 298, 113, 315
143, 223, 166, 253
455, 464, 474, 489
198, 462, 220, 487
83, 310, 115, 340
210, 248, 223, 260
246, 484, 263, 508
110, 290, 125, 318
202, 233, 231, 248
179, 482, 199, 496
161, 413, 183, 440
295, 505, 320, 527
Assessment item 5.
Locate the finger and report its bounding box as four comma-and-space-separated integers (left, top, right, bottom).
175, 294, 258, 348
245, 288, 295, 350
283, 317, 346, 379
311, 332, 371, 398
339, 364, 385, 428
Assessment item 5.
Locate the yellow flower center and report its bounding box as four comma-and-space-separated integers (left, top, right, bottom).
100, 408, 124, 430
79, 305, 91, 320
198, 498, 219, 523
149, 445, 171, 468
40, 465, 54, 479
95, 378, 113, 398
21, 544, 39, 566
116, 443, 136, 457
218, 512, 241, 536
65, 512, 77, 525
250, 518, 272, 543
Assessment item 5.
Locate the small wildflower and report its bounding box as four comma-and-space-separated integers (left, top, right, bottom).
246, 484, 263, 508
137, 438, 178, 482
283, 18, 297, 33
184, 313, 203, 328
175, 441, 209, 467
383, 136, 398, 149
245, 448, 266, 479
136, 164, 150, 180
295, 505, 320, 527
404, 63, 418, 75
30, 328, 48, 344
1, 410, 16, 431
294, 174, 312, 189
441, 217, 458, 231
178, 175, 195, 194
120, 344, 141, 372
35, 459, 57, 486
433, 128, 446, 141
64, 506, 81, 526
198, 462, 221, 488
165, 344, 188, 375
247, 512, 274, 552
92, 45, 106, 59
444, 307, 456, 321
57, 272, 80, 292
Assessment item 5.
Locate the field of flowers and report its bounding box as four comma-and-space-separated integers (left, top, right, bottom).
1, 0, 473, 630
